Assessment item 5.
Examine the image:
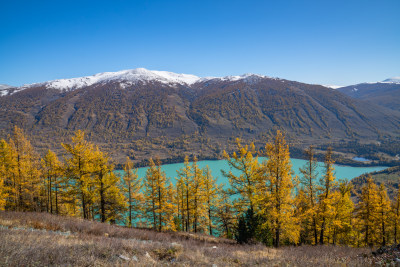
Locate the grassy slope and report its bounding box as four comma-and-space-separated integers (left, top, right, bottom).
0, 211, 373, 266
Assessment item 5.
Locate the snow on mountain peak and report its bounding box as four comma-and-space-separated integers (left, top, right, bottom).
0, 84, 15, 96
323, 85, 343, 89
28, 68, 202, 90
220, 73, 268, 82
18, 69, 275, 91
199, 73, 270, 84
382, 77, 400, 84
0, 84, 14, 90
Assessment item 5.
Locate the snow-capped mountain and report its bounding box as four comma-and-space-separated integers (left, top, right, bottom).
7, 68, 280, 95
382, 77, 400, 84
21, 68, 201, 91
6, 70, 400, 95
17, 68, 271, 92
0, 84, 15, 96
0, 84, 13, 90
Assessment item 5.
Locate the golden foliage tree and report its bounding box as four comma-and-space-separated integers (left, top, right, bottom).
318, 147, 337, 244
0, 176, 7, 211
0, 139, 12, 210
298, 145, 319, 244
7, 126, 42, 211
330, 180, 354, 245
62, 130, 96, 219
176, 156, 192, 231
92, 148, 126, 223
41, 149, 62, 214
203, 166, 221, 235
376, 183, 391, 246
190, 156, 206, 232
222, 139, 261, 212
392, 189, 400, 243
122, 156, 143, 227
355, 177, 379, 247
176, 156, 221, 234
143, 158, 175, 231
259, 130, 298, 247
216, 189, 235, 238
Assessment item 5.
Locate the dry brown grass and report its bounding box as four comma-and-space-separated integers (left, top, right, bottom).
0, 211, 373, 266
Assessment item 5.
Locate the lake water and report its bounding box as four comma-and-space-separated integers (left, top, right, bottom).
352, 157, 371, 162
117, 158, 387, 187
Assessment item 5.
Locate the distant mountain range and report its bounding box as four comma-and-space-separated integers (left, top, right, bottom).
337, 79, 400, 111
0, 69, 399, 162
382, 77, 400, 84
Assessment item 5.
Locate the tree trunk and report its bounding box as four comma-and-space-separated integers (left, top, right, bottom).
128, 184, 132, 227
208, 206, 213, 236
313, 217, 318, 245
186, 185, 190, 232
100, 174, 106, 223
275, 224, 280, 247
55, 182, 59, 215
320, 217, 325, 245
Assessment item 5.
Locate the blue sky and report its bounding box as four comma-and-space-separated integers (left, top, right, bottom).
1, 0, 399, 86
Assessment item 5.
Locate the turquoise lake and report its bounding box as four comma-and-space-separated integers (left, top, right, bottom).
117, 158, 387, 187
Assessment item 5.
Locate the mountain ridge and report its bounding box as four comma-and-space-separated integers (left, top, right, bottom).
337, 82, 400, 111
9, 68, 274, 94
0, 69, 399, 163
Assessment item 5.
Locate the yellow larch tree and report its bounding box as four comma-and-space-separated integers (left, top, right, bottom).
330, 180, 354, 245
92, 147, 126, 223
143, 158, 175, 231
0, 178, 6, 210
355, 177, 379, 247
176, 156, 192, 231
0, 139, 12, 210
318, 147, 337, 244
203, 166, 221, 236
62, 130, 96, 219
259, 130, 298, 247
122, 156, 143, 227
392, 189, 400, 243
7, 126, 41, 211
294, 188, 311, 244
215, 189, 235, 238
376, 183, 391, 246
177, 157, 220, 233
175, 177, 185, 231
222, 138, 261, 213
298, 145, 319, 244
41, 149, 62, 214
175, 176, 185, 231
190, 156, 207, 233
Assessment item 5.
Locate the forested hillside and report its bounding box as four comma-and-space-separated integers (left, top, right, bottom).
1, 69, 399, 163
352, 166, 400, 199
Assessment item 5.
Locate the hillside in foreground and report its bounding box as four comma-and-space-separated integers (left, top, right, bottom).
0, 211, 373, 266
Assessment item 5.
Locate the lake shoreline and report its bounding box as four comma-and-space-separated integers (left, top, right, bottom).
115, 155, 392, 171
115, 158, 388, 186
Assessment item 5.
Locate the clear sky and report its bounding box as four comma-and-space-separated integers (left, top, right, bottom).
1, 0, 399, 86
